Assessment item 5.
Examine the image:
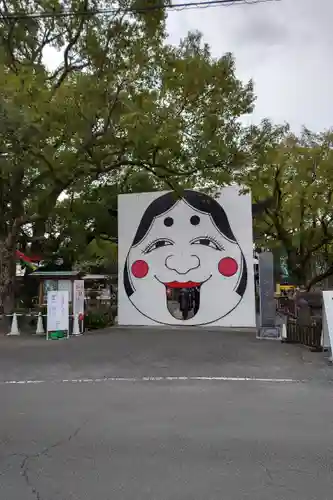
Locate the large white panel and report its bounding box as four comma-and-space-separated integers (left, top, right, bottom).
118, 187, 256, 327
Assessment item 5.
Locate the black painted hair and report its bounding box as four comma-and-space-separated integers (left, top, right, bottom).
124, 190, 247, 298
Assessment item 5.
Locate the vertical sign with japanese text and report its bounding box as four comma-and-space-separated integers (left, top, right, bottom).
73, 280, 85, 317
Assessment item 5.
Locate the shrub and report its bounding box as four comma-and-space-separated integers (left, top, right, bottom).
84, 310, 113, 330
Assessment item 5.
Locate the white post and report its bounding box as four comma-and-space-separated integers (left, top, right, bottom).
281, 323, 287, 340
73, 280, 85, 335
7, 313, 20, 336
35, 312, 45, 335
72, 313, 81, 336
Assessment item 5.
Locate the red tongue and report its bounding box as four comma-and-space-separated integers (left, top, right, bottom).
165, 281, 200, 289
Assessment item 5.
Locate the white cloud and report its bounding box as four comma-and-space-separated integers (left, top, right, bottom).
167, 0, 333, 132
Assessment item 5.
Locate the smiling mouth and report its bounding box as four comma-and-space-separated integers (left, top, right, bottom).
164, 281, 200, 289
156, 276, 211, 321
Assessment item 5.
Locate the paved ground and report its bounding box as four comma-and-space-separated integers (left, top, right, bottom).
1, 328, 333, 499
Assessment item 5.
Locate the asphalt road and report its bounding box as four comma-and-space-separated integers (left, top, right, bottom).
1, 328, 333, 500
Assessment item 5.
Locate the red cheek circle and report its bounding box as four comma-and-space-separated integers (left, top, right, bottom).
218, 257, 238, 277
131, 260, 149, 279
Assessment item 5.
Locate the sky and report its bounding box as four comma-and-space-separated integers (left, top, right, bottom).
43, 0, 331, 133
167, 0, 332, 133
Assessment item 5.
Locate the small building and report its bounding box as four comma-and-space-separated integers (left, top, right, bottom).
29, 271, 82, 306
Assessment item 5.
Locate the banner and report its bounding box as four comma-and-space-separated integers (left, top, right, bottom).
73, 280, 85, 317
47, 290, 69, 339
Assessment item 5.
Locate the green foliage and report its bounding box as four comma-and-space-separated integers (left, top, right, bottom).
36, 169, 157, 268
77, 239, 118, 273
85, 309, 113, 330
241, 124, 333, 288
0, 0, 255, 310
0, 1, 253, 224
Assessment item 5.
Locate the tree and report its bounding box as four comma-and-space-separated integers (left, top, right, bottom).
243, 124, 333, 289
75, 238, 118, 274
0, 0, 255, 312
29, 169, 158, 268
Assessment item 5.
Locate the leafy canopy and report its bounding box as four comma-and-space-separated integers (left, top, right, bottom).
242, 123, 333, 288
0, 0, 256, 286
0, 0, 254, 236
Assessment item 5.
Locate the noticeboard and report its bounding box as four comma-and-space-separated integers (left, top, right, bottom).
47, 291, 69, 339
58, 280, 72, 302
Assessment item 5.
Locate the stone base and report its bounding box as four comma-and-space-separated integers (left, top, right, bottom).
257, 326, 282, 340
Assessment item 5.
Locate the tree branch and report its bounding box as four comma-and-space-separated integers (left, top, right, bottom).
52, 0, 90, 91
306, 263, 333, 290
262, 166, 293, 251
302, 189, 333, 262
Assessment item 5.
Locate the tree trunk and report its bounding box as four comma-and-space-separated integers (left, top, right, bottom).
0, 239, 16, 315
286, 251, 302, 285
285, 248, 311, 287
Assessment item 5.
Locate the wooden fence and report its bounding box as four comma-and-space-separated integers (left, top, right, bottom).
277, 295, 323, 351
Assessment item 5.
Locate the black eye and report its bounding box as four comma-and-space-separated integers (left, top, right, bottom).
144, 239, 173, 254
155, 241, 167, 249
164, 217, 174, 227
191, 237, 223, 251
190, 215, 200, 226
198, 239, 210, 246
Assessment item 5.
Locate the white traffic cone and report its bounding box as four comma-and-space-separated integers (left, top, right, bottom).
72, 314, 81, 336
35, 312, 45, 335
7, 313, 20, 336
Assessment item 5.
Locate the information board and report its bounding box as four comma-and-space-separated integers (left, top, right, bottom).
73, 280, 85, 316
58, 280, 72, 302
259, 252, 276, 327
44, 280, 58, 300
47, 291, 69, 340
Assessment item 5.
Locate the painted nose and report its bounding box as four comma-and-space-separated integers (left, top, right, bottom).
165, 254, 200, 275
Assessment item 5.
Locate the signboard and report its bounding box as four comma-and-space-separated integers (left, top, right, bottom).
322, 291, 333, 350
73, 280, 85, 316
58, 280, 72, 302
44, 280, 58, 298
259, 252, 276, 327
47, 291, 69, 340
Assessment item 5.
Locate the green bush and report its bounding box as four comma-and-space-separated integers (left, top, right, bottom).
84, 310, 113, 330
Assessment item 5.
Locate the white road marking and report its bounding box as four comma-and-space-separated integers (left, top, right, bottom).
0, 376, 303, 386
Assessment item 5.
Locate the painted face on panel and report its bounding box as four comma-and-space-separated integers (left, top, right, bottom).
123, 191, 247, 325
